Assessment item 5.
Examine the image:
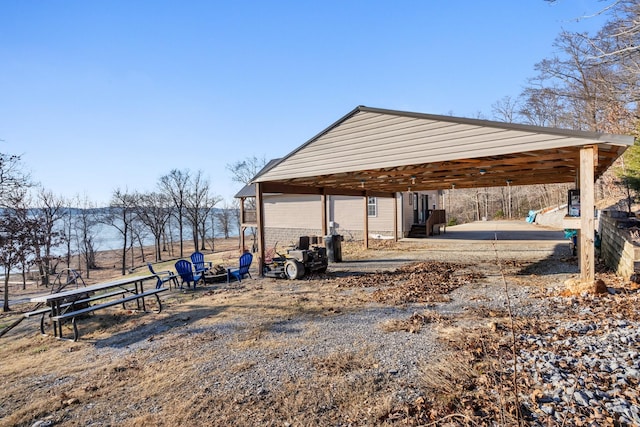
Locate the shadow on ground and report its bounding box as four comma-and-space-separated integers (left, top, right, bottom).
515, 243, 579, 276
93, 304, 229, 349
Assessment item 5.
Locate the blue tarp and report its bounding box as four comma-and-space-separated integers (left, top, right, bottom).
526, 210, 537, 223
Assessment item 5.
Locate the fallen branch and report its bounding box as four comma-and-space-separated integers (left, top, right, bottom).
492, 238, 523, 427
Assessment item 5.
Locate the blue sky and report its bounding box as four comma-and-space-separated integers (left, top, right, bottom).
1, 1, 607, 206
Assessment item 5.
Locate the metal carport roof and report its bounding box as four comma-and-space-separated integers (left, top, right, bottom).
253, 106, 633, 196
249, 105, 635, 286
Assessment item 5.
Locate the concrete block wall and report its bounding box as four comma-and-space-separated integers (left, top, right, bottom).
264, 228, 322, 249
264, 227, 394, 248
600, 213, 640, 279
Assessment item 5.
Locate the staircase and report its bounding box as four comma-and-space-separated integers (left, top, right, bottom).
408, 223, 427, 238
407, 210, 447, 238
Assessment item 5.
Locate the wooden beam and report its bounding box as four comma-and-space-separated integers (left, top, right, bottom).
258, 181, 394, 198
259, 182, 324, 195
580, 146, 595, 283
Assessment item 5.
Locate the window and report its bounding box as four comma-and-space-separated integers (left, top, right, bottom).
367, 197, 377, 217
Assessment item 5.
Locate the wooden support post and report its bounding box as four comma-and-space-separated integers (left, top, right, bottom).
580, 146, 595, 283
239, 197, 246, 252
393, 193, 398, 242
255, 182, 265, 276
363, 195, 369, 249
321, 192, 327, 236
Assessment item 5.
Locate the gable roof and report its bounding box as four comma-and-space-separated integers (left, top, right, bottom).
253, 106, 634, 196
234, 158, 281, 198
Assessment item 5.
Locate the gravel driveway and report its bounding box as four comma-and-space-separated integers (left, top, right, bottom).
5, 222, 638, 426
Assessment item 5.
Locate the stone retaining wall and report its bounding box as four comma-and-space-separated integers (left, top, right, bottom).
600, 212, 640, 279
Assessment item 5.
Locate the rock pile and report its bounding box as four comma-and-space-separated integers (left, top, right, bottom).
515, 290, 640, 425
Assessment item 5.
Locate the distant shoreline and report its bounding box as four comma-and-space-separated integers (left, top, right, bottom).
8, 236, 243, 286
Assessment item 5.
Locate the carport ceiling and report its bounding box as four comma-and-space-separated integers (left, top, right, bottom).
254, 106, 634, 197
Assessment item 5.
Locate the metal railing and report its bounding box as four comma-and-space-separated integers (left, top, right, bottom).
242, 210, 257, 225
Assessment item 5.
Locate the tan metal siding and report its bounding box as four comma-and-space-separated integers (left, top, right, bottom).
369, 197, 395, 231
331, 197, 361, 230
330, 196, 395, 233
264, 195, 322, 228
262, 191, 438, 236
257, 111, 593, 182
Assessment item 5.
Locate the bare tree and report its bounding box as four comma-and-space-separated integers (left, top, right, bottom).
491, 95, 521, 123
576, 1, 640, 110
159, 169, 190, 258
30, 188, 65, 286
226, 156, 268, 250
200, 192, 222, 250
514, 4, 640, 207
529, 30, 613, 132
103, 189, 138, 275
59, 203, 76, 270
0, 192, 36, 311
130, 215, 149, 267
0, 152, 31, 201
518, 87, 567, 127
226, 155, 268, 186
71, 195, 99, 278
184, 170, 211, 251
215, 201, 234, 239
0, 152, 32, 311
135, 191, 172, 262
528, 1, 639, 133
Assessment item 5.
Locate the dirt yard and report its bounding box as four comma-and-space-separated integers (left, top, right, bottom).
1, 238, 639, 426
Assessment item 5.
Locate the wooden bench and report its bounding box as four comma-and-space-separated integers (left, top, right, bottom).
24, 288, 136, 335
50, 288, 167, 341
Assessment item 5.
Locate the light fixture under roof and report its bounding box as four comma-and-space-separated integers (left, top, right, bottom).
411, 175, 416, 185
479, 169, 486, 175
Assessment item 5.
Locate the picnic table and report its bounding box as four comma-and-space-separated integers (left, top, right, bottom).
27, 274, 167, 341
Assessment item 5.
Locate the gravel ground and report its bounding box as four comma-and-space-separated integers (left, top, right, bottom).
6, 236, 640, 426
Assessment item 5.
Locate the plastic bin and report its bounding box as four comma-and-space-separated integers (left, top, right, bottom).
324, 235, 343, 262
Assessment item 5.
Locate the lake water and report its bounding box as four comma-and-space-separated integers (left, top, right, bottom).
88, 221, 239, 252
2, 211, 240, 274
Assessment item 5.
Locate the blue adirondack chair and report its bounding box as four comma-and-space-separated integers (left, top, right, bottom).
175, 260, 203, 289
147, 263, 178, 289
190, 251, 212, 275
227, 252, 253, 283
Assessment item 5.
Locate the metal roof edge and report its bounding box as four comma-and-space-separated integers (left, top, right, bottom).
234, 183, 255, 198
234, 158, 282, 197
